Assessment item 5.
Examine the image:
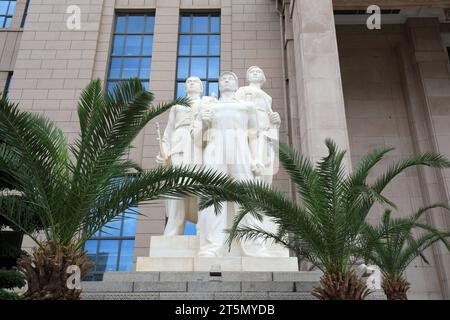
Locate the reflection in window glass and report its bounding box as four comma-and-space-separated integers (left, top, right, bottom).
0, 1, 15, 29
178, 35, 190, 55
176, 14, 220, 98
177, 82, 186, 98
98, 240, 119, 272
83, 176, 139, 280
209, 35, 220, 55
118, 240, 135, 271
125, 35, 142, 55
115, 15, 126, 33
210, 16, 220, 33
140, 59, 151, 79
208, 58, 220, 79
127, 15, 145, 33
192, 16, 208, 33
180, 15, 190, 33
191, 58, 207, 79
184, 221, 197, 235
191, 35, 208, 55
107, 14, 154, 93
122, 58, 140, 78
145, 16, 155, 33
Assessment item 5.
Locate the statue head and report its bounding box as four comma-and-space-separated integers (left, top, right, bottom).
219, 71, 239, 93
185, 76, 203, 95
246, 66, 266, 85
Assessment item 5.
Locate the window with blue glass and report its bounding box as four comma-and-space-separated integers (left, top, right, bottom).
0, 0, 16, 28
107, 14, 155, 93
176, 13, 220, 98
84, 207, 137, 281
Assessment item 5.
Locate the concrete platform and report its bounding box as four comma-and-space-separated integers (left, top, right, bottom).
137, 235, 297, 272
136, 256, 299, 272
148, 235, 290, 258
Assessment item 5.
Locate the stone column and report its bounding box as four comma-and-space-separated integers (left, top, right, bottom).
403, 17, 450, 298
290, 0, 351, 168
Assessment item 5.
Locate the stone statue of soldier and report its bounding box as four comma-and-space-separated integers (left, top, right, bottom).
235, 66, 281, 184
156, 76, 204, 235
235, 66, 287, 257
197, 71, 271, 258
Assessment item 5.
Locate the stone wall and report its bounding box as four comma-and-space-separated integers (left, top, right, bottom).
337, 24, 446, 299
10, 0, 288, 267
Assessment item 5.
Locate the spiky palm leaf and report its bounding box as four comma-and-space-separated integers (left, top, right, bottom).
359, 205, 450, 299
199, 139, 450, 299
0, 79, 235, 299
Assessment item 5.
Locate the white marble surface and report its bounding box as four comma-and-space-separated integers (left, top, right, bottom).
136, 256, 299, 272
149, 236, 290, 258
139, 235, 298, 272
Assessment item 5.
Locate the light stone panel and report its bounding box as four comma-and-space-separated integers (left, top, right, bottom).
405, 18, 450, 299
337, 24, 445, 300
9, 0, 105, 147
290, 0, 352, 171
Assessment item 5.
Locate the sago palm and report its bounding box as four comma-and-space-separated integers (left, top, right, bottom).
359, 206, 450, 300
0, 79, 234, 300
200, 139, 450, 300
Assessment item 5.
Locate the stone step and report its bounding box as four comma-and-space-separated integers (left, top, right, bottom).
81, 280, 318, 293
80, 271, 386, 300
80, 292, 320, 300
81, 271, 386, 300
136, 256, 299, 272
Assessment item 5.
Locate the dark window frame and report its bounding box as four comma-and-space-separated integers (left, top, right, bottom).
176, 13, 221, 98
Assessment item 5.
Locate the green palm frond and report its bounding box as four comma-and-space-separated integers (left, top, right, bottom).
372, 153, 450, 195
0, 79, 236, 252
78, 165, 234, 246
203, 137, 450, 276
360, 204, 450, 278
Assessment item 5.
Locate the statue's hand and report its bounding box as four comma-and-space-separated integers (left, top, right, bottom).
269, 112, 281, 126
156, 153, 169, 166
200, 108, 213, 124
251, 160, 264, 176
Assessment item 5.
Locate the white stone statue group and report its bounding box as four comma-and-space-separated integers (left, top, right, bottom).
156, 66, 284, 258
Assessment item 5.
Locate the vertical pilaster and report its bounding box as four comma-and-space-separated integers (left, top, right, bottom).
291, 0, 351, 167
404, 17, 450, 298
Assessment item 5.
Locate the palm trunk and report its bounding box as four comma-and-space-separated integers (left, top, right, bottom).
382, 274, 410, 300
312, 270, 372, 300
17, 241, 94, 300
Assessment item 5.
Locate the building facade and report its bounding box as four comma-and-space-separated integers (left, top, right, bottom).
1, 0, 450, 299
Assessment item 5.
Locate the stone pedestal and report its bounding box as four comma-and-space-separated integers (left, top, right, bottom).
135, 236, 299, 272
